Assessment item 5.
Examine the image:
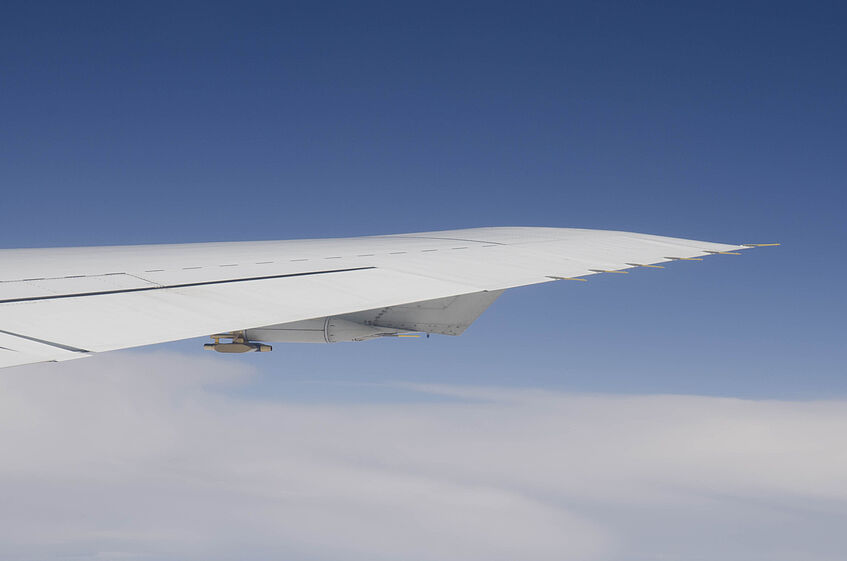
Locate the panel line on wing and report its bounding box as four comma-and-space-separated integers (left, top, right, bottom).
387, 235, 508, 245
0, 266, 376, 304
0, 329, 91, 353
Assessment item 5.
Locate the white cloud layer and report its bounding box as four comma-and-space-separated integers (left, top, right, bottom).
1, 353, 845, 561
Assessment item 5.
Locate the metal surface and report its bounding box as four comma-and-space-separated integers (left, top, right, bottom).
0, 227, 773, 369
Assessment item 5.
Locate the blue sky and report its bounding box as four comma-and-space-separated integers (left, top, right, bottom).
1, 0, 844, 400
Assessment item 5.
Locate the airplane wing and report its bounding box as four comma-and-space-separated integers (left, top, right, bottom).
0, 227, 774, 369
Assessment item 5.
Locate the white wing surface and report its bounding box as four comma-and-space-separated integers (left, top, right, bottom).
0, 227, 762, 369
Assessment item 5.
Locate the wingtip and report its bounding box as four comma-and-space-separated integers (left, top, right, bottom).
741, 243, 781, 247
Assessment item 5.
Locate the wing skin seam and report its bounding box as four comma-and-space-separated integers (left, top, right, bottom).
384, 235, 507, 245
0, 329, 91, 353
0, 266, 376, 304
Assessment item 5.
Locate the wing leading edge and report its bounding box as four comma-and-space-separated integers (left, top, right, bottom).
0, 227, 774, 369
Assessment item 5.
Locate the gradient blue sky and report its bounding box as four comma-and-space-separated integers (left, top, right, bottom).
1, 1, 844, 398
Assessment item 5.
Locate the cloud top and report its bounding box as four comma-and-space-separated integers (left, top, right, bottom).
1, 353, 845, 561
